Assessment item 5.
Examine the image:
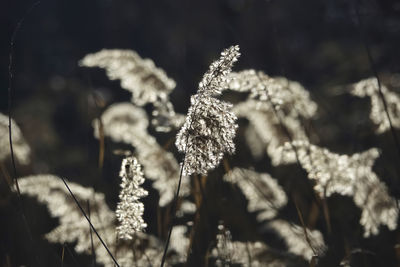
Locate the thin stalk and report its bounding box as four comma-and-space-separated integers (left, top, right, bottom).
63, 243, 80, 266
184, 175, 210, 265
0, 162, 12, 190
7, 3, 42, 266
353, 0, 400, 161
8, 0, 40, 195
98, 119, 105, 170
293, 197, 317, 257
161, 48, 236, 266
184, 177, 203, 267
160, 158, 185, 266
61, 244, 65, 267
160, 95, 202, 267
245, 242, 252, 267
59, 177, 120, 267
5, 255, 11, 267
270, 12, 332, 236
87, 201, 96, 266
160, 83, 208, 266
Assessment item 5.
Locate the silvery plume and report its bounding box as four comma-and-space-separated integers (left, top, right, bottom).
228, 70, 317, 117
350, 77, 400, 134
175, 45, 240, 176
80, 49, 183, 133
116, 156, 148, 240
229, 71, 317, 163
0, 113, 31, 165
93, 103, 190, 206
79, 49, 176, 106
223, 168, 325, 261
18, 175, 115, 265
266, 219, 326, 261
278, 141, 398, 237
234, 99, 308, 164
18, 174, 170, 267
223, 168, 287, 221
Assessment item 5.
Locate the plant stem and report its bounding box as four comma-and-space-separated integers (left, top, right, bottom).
353, 0, 400, 162
160, 158, 185, 267
60, 177, 120, 267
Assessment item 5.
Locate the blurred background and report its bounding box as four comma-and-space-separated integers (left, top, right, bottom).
1, 0, 400, 266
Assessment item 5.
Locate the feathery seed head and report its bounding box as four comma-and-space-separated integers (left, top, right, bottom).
198, 45, 240, 96
0, 113, 31, 165
278, 141, 398, 237
176, 95, 238, 176
80, 49, 176, 105
350, 77, 400, 133
175, 45, 240, 176
116, 156, 148, 240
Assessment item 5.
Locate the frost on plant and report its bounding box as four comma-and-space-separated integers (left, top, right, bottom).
80, 49, 176, 106
229, 71, 317, 164
223, 168, 287, 221
93, 102, 190, 206
175, 45, 240, 176
278, 141, 398, 237
350, 77, 400, 134
18, 174, 173, 267
0, 113, 31, 165
116, 156, 148, 240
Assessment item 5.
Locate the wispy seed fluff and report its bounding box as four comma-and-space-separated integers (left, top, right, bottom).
228, 70, 317, 163
18, 175, 115, 262
93, 102, 190, 206
175, 46, 240, 176
79, 49, 176, 106
223, 168, 287, 221
350, 77, 400, 134
116, 156, 148, 240
19, 174, 166, 267
0, 113, 31, 165
278, 141, 398, 237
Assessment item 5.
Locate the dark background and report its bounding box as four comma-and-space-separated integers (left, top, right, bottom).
1, 0, 400, 266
